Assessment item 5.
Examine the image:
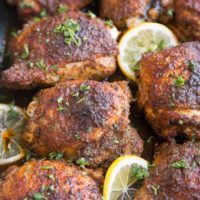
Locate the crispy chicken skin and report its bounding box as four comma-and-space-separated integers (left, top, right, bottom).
0, 11, 118, 89
174, 0, 200, 41
10, 0, 92, 20
100, 0, 151, 28
23, 80, 143, 168
135, 141, 200, 200
0, 160, 102, 200
138, 42, 200, 139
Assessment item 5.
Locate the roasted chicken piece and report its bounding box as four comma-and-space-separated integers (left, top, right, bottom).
174, 0, 200, 41
23, 80, 143, 168
0, 11, 118, 89
135, 141, 200, 200
8, 0, 92, 20
0, 160, 102, 200
100, 0, 151, 29
138, 42, 200, 139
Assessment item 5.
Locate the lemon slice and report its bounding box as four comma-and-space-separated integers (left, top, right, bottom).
0, 104, 27, 165
103, 155, 148, 200
117, 22, 178, 82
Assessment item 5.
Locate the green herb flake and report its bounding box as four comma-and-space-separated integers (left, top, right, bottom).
42, 165, 54, 170
174, 76, 185, 87
88, 11, 96, 19
105, 19, 114, 27
188, 60, 197, 71
167, 9, 174, 17
28, 61, 34, 68
132, 164, 149, 180
54, 19, 81, 46
132, 64, 140, 71
33, 17, 41, 22
87, 127, 93, 133
157, 40, 166, 51
71, 91, 79, 97
151, 185, 160, 196
40, 9, 47, 17
76, 157, 90, 168
10, 30, 17, 38
21, 44, 29, 59
80, 84, 90, 91
6, 103, 20, 122
33, 192, 46, 200
35, 59, 46, 70
19, 2, 33, 9
49, 151, 64, 160
48, 174, 55, 181
171, 160, 187, 169
58, 4, 68, 14
57, 96, 65, 111
51, 65, 57, 70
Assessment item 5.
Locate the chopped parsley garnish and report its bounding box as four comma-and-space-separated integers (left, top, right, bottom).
54, 19, 81, 46
6, 103, 20, 122
88, 11, 96, 19
48, 174, 55, 181
157, 40, 166, 51
40, 9, 47, 17
10, 30, 17, 38
57, 96, 65, 111
71, 91, 79, 97
132, 164, 149, 180
21, 44, 29, 59
33, 192, 47, 200
167, 9, 174, 17
132, 64, 140, 71
28, 61, 34, 68
105, 19, 114, 27
174, 76, 185, 87
19, 2, 33, 9
76, 157, 90, 168
57, 4, 68, 14
49, 151, 64, 160
80, 84, 90, 91
42, 165, 54, 170
35, 59, 46, 70
50, 65, 57, 70
87, 127, 93, 133
188, 60, 197, 71
171, 160, 187, 169
151, 185, 160, 195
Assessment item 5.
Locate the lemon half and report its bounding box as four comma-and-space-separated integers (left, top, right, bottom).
117, 22, 178, 82
103, 155, 148, 200
0, 104, 26, 165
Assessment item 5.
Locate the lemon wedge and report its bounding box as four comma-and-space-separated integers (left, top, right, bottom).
117, 22, 178, 82
0, 104, 27, 165
103, 155, 148, 200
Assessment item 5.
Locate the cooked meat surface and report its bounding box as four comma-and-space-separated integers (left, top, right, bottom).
23, 80, 143, 168
174, 0, 200, 41
135, 141, 200, 200
100, 0, 151, 28
11, 0, 92, 20
0, 160, 102, 200
138, 42, 200, 139
0, 11, 118, 89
